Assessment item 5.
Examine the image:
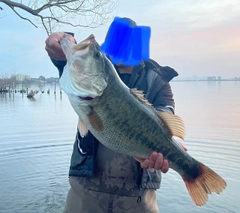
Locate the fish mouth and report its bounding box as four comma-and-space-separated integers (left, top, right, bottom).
72, 34, 95, 51
61, 34, 103, 101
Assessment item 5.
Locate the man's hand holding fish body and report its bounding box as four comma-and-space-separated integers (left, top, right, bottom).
45, 32, 180, 173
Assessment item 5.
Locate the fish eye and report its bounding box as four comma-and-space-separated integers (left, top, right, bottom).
95, 52, 101, 58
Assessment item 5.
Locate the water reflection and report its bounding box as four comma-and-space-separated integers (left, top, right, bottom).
0, 82, 239, 213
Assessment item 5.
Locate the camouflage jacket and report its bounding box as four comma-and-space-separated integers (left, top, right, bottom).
51, 58, 178, 192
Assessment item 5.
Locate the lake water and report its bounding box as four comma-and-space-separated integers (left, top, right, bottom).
0, 81, 239, 213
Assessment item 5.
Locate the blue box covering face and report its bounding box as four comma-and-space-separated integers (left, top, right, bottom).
100, 17, 151, 66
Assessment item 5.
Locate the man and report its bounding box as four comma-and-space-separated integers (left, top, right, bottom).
45, 18, 186, 213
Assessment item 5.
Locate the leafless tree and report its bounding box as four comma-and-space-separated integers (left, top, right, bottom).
0, 0, 117, 35
0, 72, 17, 92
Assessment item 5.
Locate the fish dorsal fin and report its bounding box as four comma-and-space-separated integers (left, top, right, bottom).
130, 88, 152, 107
77, 118, 89, 137
158, 112, 186, 140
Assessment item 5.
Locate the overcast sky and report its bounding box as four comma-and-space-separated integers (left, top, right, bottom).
0, 0, 239, 79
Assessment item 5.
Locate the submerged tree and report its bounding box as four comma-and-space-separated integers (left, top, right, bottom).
0, 72, 17, 92
0, 0, 117, 35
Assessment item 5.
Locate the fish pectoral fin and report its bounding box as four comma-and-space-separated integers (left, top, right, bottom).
87, 108, 104, 132
183, 160, 226, 206
158, 112, 186, 140
77, 118, 89, 137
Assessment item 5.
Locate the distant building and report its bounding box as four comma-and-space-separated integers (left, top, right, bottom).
217, 76, 222, 81
14, 74, 31, 81
207, 76, 216, 81
45, 77, 59, 83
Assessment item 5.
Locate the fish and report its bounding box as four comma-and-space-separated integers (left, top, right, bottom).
59, 35, 226, 206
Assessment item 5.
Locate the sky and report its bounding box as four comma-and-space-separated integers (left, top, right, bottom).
0, 0, 240, 79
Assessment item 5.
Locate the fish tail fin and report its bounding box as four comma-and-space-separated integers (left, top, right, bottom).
183, 161, 226, 206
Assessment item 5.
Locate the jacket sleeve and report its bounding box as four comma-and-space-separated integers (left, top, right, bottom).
146, 69, 176, 114
50, 58, 66, 77
152, 82, 175, 113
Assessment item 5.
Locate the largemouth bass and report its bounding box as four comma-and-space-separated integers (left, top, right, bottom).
59, 35, 226, 206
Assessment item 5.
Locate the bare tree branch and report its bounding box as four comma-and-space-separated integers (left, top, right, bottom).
0, 0, 117, 35
11, 5, 38, 27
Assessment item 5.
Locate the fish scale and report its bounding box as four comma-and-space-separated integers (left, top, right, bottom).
92, 82, 167, 156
